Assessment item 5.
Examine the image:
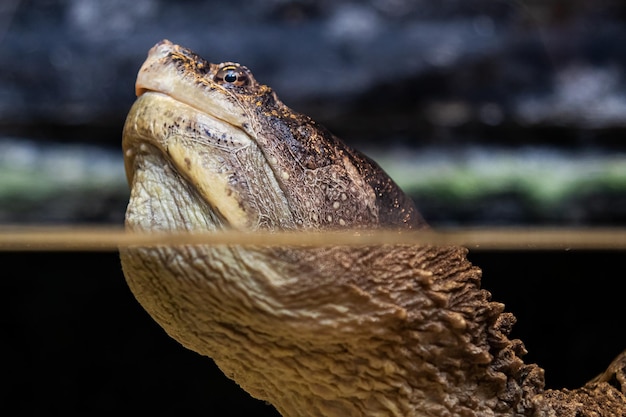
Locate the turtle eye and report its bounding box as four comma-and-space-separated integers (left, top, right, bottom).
215, 65, 250, 87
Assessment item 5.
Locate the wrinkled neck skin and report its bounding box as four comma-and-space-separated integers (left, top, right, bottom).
122, 243, 543, 417
121, 156, 544, 417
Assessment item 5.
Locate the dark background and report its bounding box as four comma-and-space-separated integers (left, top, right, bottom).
1, 1, 625, 415
2, 250, 624, 416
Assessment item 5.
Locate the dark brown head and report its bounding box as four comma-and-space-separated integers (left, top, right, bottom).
122, 39, 424, 232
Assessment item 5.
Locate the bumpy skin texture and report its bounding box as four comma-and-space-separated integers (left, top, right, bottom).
120, 40, 626, 417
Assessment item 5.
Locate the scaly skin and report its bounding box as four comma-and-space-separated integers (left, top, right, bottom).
120, 40, 626, 417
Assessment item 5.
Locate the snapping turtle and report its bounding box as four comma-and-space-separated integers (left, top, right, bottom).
120, 40, 626, 417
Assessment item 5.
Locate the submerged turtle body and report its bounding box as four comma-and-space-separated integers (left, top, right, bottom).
120, 40, 626, 417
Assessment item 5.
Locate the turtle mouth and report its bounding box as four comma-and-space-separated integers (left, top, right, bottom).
134, 39, 251, 133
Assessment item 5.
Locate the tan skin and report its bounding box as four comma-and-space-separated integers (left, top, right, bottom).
120, 40, 626, 417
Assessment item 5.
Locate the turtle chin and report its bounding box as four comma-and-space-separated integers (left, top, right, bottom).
125, 151, 227, 233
